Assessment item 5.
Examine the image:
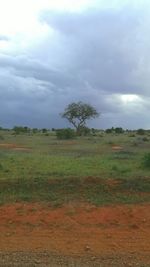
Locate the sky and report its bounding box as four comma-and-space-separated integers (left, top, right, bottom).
0, 0, 150, 129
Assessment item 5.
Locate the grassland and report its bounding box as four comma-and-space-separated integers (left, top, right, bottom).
0, 130, 150, 205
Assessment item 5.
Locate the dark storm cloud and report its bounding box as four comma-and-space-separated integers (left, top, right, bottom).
40, 8, 144, 95
0, 54, 84, 92
0, 54, 84, 128
0, 2, 150, 129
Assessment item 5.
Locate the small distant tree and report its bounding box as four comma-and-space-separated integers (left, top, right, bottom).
105, 128, 113, 134
42, 128, 47, 133
91, 128, 95, 134
115, 127, 124, 134
137, 128, 145, 135
105, 127, 115, 134
61, 102, 99, 135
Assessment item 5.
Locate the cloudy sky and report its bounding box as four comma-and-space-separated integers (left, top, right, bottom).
0, 0, 150, 129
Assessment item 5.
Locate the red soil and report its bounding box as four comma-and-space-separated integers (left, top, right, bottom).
112, 146, 123, 150
0, 202, 150, 264
0, 143, 31, 151
0, 143, 18, 148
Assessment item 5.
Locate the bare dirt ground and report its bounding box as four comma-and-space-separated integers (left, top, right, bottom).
0, 202, 150, 266
0, 143, 31, 151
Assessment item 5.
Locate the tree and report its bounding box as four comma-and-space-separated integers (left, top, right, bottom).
61, 102, 99, 135
13, 126, 30, 135
114, 127, 124, 134
137, 128, 145, 135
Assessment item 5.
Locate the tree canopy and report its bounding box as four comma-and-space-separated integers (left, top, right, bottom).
61, 101, 99, 134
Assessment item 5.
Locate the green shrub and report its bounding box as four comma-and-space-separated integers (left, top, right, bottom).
105, 128, 113, 134
42, 128, 48, 133
129, 134, 135, 137
32, 128, 39, 134
44, 133, 49, 136
137, 128, 145, 135
0, 163, 3, 170
0, 135, 4, 140
142, 137, 149, 142
77, 126, 91, 136
115, 127, 124, 134
142, 153, 150, 168
56, 128, 75, 140
13, 126, 30, 134
111, 165, 119, 171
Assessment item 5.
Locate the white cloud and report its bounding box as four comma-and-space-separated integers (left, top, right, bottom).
120, 94, 141, 105
0, 0, 93, 39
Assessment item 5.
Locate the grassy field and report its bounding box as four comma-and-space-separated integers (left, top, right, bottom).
0, 130, 150, 206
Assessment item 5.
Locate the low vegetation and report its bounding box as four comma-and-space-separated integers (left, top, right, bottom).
56, 128, 75, 139
142, 152, 150, 169
0, 128, 150, 206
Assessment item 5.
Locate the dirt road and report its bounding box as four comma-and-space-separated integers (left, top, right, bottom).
0, 202, 150, 266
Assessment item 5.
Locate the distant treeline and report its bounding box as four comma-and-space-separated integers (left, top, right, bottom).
0, 126, 150, 136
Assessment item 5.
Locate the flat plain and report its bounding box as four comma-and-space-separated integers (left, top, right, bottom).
0, 130, 150, 266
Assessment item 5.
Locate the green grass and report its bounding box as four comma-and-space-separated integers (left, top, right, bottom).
0, 131, 150, 205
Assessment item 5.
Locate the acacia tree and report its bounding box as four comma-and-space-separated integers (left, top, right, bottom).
61, 101, 99, 135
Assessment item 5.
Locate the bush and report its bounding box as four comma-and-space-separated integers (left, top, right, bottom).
105, 128, 113, 134
32, 128, 39, 134
142, 137, 149, 142
105, 127, 124, 134
13, 126, 30, 134
115, 127, 124, 134
77, 126, 91, 136
142, 153, 150, 168
137, 128, 145, 135
0, 163, 3, 170
56, 128, 76, 140
0, 135, 4, 140
42, 128, 48, 133
128, 134, 135, 137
